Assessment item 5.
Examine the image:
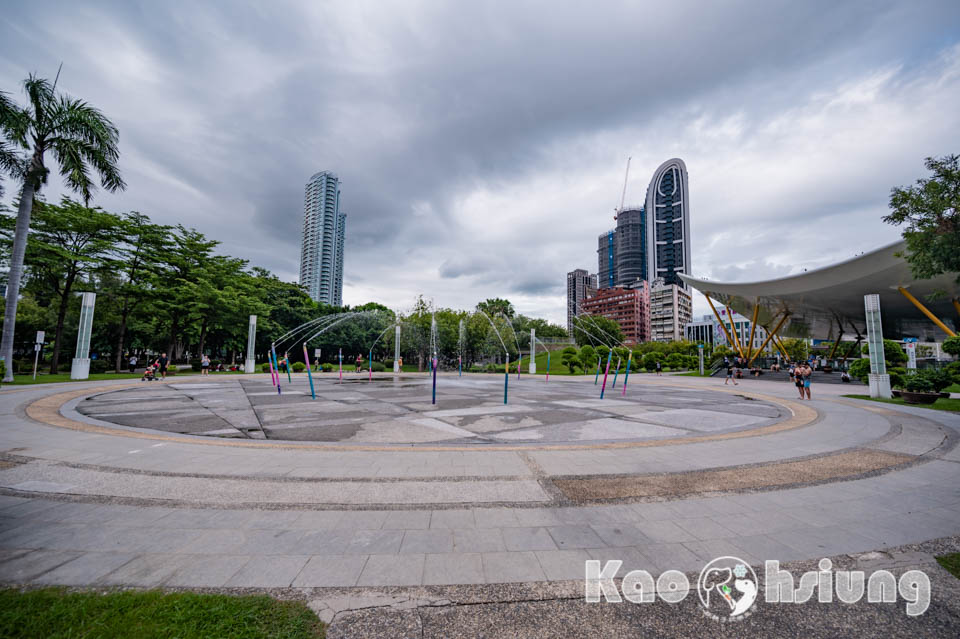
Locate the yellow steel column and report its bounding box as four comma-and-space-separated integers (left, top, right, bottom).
725, 306, 745, 358
897, 287, 956, 337
749, 313, 789, 367
827, 332, 843, 360
745, 305, 759, 360
705, 296, 742, 357
953, 298, 960, 318
773, 334, 790, 361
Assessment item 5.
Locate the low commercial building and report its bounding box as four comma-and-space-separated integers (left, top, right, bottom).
685, 312, 773, 355
580, 282, 651, 344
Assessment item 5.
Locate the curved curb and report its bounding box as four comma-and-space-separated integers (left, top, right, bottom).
24, 380, 817, 452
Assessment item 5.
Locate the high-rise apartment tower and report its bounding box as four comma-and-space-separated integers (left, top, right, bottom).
645, 158, 690, 287
566, 269, 598, 336
299, 171, 346, 305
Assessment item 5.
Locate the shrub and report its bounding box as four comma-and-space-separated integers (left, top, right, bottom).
89, 359, 110, 374
889, 370, 906, 390
261, 363, 271, 373
665, 353, 685, 369
862, 340, 908, 366
469, 365, 483, 373
578, 345, 597, 373
847, 358, 871, 383
292, 362, 306, 372
0, 359, 5, 380
912, 368, 953, 392
59, 362, 72, 373
211, 360, 222, 369
190, 359, 202, 372
641, 352, 662, 370
946, 361, 960, 383
383, 358, 393, 369
371, 362, 385, 372
485, 363, 499, 373
942, 336, 960, 358
322, 363, 334, 372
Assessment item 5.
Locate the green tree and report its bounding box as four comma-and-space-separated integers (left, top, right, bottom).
476, 298, 515, 319
0, 74, 125, 382
577, 345, 597, 374
780, 338, 808, 362
942, 336, 960, 358
107, 212, 171, 372
641, 352, 663, 370
571, 315, 624, 347
861, 339, 908, 366
560, 346, 579, 374
7, 199, 122, 373
884, 155, 960, 284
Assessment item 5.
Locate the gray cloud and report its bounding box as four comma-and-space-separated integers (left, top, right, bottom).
2, 0, 959, 325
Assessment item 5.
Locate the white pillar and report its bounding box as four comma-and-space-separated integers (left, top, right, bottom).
245, 315, 257, 373
529, 328, 536, 374
71, 292, 96, 380
393, 324, 401, 372
864, 294, 891, 399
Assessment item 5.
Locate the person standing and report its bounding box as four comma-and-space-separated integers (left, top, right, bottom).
655, 360, 662, 376
128, 354, 137, 374
201, 354, 210, 376
157, 353, 169, 380
725, 359, 737, 385
398, 356, 403, 374
802, 363, 813, 400
356, 353, 362, 373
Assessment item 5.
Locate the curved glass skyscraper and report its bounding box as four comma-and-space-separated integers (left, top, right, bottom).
645, 158, 690, 287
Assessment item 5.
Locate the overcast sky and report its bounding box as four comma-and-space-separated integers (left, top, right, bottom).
2, 1, 959, 325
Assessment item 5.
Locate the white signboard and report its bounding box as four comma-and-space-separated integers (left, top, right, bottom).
904, 341, 917, 370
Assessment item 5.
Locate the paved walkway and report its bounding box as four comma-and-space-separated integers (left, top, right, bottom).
1, 374, 959, 591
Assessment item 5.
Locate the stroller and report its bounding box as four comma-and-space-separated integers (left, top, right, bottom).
141, 365, 157, 381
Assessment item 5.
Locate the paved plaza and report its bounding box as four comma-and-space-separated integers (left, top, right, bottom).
73, 374, 788, 444
1, 372, 959, 635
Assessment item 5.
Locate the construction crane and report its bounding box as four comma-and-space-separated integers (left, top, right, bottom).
614, 156, 631, 221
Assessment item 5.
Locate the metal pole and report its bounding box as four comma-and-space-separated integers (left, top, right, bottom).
503, 352, 509, 404
594, 356, 601, 384
338, 348, 342, 383
303, 343, 316, 399
32, 345, 39, 380
621, 352, 632, 396
369, 349, 373, 381
285, 352, 292, 383
546, 352, 550, 383
432, 353, 437, 404
600, 350, 612, 399
612, 357, 621, 388
393, 325, 401, 373
517, 354, 521, 380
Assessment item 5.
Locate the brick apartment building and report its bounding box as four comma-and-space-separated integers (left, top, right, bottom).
580, 282, 651, 344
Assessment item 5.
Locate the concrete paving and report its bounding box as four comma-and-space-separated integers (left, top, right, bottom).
1, 372, 959, 635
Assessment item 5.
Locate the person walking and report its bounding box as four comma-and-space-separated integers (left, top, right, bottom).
655, 360, 663, 376
802, 363, 813, 400
157, 353, 169, 380
356, 353, 363, 373
725, 359, 737, 385
128, 354, 137, 374
201, 354, 210, 376
795, 363, 806, 399
397, 356, 403, 374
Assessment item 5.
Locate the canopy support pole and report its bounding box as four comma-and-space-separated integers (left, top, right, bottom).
749, 312, 789, 367
898, 287, 956, 337
706, 296, 741, 358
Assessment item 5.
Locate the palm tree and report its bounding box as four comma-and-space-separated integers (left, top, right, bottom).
0, 73, 124, 381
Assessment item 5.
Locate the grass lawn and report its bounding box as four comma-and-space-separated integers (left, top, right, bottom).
945, 383, 960, 394
843, 394, 960, 413
937, 553, 960, 579
6, 372, 146, 385
674, 370, 712, 377
0, 588, 324, 638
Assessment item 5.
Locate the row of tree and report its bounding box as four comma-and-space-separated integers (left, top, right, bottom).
0, 198, 572, 374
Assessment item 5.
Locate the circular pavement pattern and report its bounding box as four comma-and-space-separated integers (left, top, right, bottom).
73, 374, 790, 445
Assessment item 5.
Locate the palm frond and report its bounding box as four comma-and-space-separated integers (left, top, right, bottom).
49, 96, 125, 193
22, 74, 55, 130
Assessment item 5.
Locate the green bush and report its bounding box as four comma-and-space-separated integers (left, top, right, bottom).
322, 363, 334, 372
665, 353, 685, 369
211, 360, 222, 369
261, 362, 271, 373
848, 357, 871, 382
641, 352, 663, 370
889, 370, 906, 390
0, 359, 5, 380
292, 362, 306, 372
469, 364, 483, 373
946, 361, 960, 383
371, 362, 385, 372
485, 363, 499, 373
862, 339, 908, 366
942, 336, 960, 357
912, 368, 953, 392
383, 358, 393, 369
58, 361, 72, 373
190, 358, 202, 372
89, 359, 110, 374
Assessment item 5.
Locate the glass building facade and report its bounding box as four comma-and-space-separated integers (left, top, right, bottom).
299, 171, 346, 306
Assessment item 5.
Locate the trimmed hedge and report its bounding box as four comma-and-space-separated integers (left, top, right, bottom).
371, 362, 385, 372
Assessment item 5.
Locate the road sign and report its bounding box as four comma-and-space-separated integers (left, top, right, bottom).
35, 330, 44, 344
